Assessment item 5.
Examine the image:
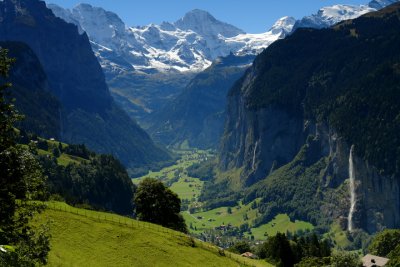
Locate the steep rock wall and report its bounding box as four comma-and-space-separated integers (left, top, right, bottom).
217, 4, 400, 232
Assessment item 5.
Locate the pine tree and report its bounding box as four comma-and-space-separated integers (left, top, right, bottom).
0, 48, 50, 266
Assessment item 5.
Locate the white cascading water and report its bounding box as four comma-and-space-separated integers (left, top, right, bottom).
348, 145, 356, 232
252, 141, 258, 171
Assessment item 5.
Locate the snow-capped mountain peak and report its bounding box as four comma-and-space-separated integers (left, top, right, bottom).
318, 4, 374, 24
293, 4, 375, 30
174, 9, 244, 37
293, 0, 398, 30
269, 16, 297, 35
224, 16, 296, 55
369, 0, 398, 9
71, 4, 127, 45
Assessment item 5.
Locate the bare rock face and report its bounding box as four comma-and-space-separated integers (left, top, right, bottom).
354, 155, 400, 232
219, 93, 306, 186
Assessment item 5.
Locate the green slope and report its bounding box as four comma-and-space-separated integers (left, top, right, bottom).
34, 202, 272, 267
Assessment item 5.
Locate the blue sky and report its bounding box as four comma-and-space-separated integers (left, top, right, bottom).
46, 0, 370, 33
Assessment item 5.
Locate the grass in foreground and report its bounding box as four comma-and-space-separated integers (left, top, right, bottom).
34, 202, 272, 267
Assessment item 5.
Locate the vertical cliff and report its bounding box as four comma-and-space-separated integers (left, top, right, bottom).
218, 4, 400, 233
1, 41, 61, 139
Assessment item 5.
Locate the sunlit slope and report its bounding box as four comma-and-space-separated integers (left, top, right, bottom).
35, 202, 272, 267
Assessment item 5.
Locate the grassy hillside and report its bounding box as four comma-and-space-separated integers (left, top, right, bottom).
34, 202, 272, 267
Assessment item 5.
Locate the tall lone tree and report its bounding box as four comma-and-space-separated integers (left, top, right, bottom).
135, 178, 187, 233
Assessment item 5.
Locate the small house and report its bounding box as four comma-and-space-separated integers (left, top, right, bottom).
362, 254, 389, 267
241, 252, 258, 259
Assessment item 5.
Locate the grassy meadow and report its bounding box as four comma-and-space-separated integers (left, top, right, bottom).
33, 202, 272, 267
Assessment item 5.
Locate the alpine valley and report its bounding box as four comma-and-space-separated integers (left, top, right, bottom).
0, 0, 400, 266
48, 0, 399, 150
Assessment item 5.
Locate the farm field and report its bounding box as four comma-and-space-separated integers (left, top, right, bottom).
182, 201, 258, 234
133, 149, 212, 203
249, 214, 314, 240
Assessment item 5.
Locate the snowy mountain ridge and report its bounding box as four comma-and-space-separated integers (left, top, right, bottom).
48, 0, 398, 74
48, 4, 294, 73
294, 0, 398, 29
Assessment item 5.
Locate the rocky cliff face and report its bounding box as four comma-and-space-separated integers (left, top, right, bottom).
313, 122, 400, 233
0, 0, 111, 113
218, 3, 400, 233
1, 41, 61, 139
0, 0, 172, 174
354, 152, 400, 232
219, 99, 306, 185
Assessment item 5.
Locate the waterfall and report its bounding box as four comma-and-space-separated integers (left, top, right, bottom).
348, 145, 356, 232
252, 141, 258, 171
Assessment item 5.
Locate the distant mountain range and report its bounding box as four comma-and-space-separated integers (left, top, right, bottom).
48, 5, 294, 73
48, 0, 397, 75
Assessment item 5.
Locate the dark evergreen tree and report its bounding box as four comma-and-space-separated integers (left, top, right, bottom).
228, 241, 251, 254
261, 233, 295, 267
256, 232, 331, 266
0, 48, 50, 266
